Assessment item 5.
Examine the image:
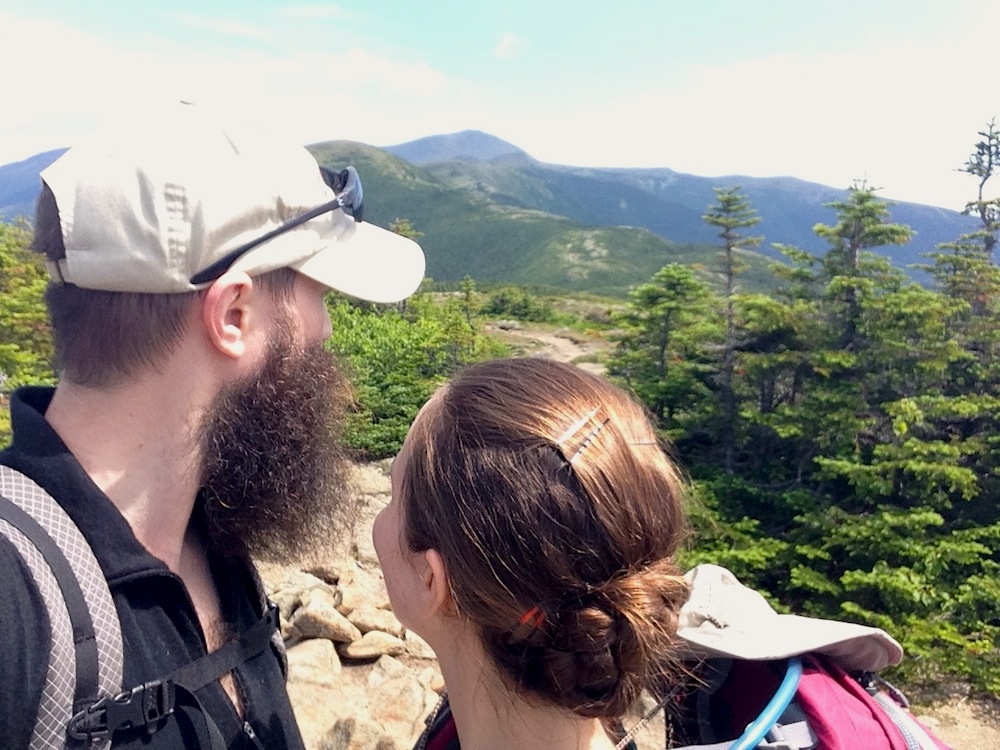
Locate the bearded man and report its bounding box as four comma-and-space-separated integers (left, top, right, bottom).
0, 102, 425, 749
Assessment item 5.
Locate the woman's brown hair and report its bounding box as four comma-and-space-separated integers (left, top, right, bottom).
401, 357, 690, 718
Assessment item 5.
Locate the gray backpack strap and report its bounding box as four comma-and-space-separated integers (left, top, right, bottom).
671, 720, 816, 749
0, 466, 123, 750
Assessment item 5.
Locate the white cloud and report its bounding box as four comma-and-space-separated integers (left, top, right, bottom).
2, 7, 997, 210
494, 32, 527, 60
315, 48, 450, 96
170, 12, 267, 40
494, 30, 997, 210
0, 14, 158, 159
0, 11, 463, 164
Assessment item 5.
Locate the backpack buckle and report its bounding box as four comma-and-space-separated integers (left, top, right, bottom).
67, 679, 175, 741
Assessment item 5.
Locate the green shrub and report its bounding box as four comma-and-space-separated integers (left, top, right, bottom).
326, 292, 509, 459
480, 285, 553, 322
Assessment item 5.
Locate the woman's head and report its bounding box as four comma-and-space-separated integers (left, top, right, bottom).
379, 357, 689, 719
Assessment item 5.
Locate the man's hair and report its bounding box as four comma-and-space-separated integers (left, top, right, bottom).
34, 185, 298, 387
400, 357, 690, 719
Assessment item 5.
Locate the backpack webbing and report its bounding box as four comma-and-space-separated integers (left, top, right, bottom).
1, 465, 286, 749
0, 465, 123, 750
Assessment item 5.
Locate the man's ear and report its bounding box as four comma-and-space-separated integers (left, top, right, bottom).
419, 548, 456, 619
201, 271, 255, 359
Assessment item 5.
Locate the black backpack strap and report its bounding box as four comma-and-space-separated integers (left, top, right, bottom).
68, 604, 279, 749
247, 561, 288, 678
0, 465, 123, 750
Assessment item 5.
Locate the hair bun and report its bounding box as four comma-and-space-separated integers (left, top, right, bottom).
504, 559, 689, 718
603, 558, 690, 637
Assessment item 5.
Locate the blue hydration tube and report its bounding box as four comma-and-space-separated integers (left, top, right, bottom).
729, 657, 804, 750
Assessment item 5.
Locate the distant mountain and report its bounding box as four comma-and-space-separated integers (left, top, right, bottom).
0, 132, 980, 295
382, 130, 528, 165
308, 140, 767, 296
383, 133, 977, 271
0, 149, 65, 220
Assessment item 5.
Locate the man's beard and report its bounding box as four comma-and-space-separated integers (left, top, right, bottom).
198, 322, 356, 563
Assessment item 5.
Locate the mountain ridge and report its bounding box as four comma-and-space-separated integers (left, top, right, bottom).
0, 132, 979, 294
381, 130, 529, 165
382, 132, 977, 269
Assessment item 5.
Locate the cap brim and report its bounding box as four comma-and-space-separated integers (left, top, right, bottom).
676, 564, 903, 672
291, 220, 426, 303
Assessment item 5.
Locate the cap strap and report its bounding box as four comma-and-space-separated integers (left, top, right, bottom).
46, 259, 68, 285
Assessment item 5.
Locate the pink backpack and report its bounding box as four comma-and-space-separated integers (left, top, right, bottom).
663, 653, 950, 749
662, 565, 952, 750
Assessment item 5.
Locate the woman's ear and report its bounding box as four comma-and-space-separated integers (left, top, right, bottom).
200, 270, 255, 359
419, 548, 456, 619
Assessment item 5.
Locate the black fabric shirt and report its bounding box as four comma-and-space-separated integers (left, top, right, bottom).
0, 387, 306, 749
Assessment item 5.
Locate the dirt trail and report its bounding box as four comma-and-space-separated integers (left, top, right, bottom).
918, 699, 1000, 749
485, 323, 608, 375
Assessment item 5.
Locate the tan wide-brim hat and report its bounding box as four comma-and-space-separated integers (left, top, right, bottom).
677, 564, 903, 672
41, 101, 425, 303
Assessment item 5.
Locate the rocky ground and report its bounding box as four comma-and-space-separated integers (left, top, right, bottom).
256, 323, 999, 749
921, 700, 1000, 749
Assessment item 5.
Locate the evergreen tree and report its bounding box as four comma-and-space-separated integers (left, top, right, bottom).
960, 118, 1000, 261
665, 186, 997, 692
923, 120, 1000, 380
813, 183, 912, 350
702, 187, 762, 472
606, 264, 716, 438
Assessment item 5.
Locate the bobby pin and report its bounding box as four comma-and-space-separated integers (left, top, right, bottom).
556, 407, 610, 463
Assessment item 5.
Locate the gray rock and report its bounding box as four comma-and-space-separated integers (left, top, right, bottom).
255, 462, 443, 750
353, 522, 382, 569
351, 460, 393, 495
338, 631, 406, 660
287, 638, 342, 685
289, 587, 363, 644
337, 567, 390, 614
270, 570, 333, 622
367, 654, 406, 684
417, 667, 446, 695
302, 562, 343, 585
368, 656, 427, 743
348, 606, 405, 638
403, 631, 436, 660
322, 717, 386, 750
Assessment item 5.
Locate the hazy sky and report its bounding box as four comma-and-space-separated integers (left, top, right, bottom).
1, 0, 997, 210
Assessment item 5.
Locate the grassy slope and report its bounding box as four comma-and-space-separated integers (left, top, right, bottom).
308, 142, 781, 297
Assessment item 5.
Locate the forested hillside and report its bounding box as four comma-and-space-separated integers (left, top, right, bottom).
380, 130, 978, 272
309, 141, 775, 296
604, 176, 1000, 694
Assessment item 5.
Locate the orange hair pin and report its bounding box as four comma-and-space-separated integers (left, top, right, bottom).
518, 605, 546, 629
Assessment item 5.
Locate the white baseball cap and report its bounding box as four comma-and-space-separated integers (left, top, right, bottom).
40, 101, 425, 303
